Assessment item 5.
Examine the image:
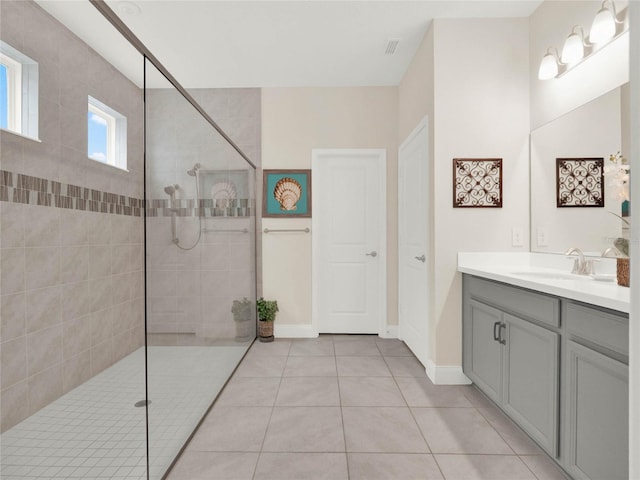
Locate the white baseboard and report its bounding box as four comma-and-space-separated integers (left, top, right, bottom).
274, 324, 399, 339
425, 360, 472, 385
379, 325, 398, 339
274, 324, 318, 338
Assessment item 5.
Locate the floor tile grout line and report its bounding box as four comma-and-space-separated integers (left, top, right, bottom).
517, 454, 548, 480
516, 453, 571, 480
473, 404, 521, 457
250, 341, 288, 480
333, 340, 352, 479
379, 343, 438, 461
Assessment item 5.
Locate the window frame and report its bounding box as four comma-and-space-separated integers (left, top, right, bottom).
87, 96, 128, 171
0, 52, 22, 132
0, 40, 39, 140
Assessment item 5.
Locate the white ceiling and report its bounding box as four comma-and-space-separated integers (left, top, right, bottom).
38, 0, 543, 89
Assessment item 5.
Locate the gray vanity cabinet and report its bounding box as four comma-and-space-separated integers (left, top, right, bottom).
463, 278, 560, 456
463, 275, 630, 480
466, 299, 503, 404
563, 302, 629, 480
502, 313, 559, 457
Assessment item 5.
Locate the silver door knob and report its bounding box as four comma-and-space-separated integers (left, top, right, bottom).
414, 255, 426, 263
365, 251, 378, 257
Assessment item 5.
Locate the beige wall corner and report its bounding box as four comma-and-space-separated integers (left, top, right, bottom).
398, 25, 437, 358
261, 87, 399, 330
432, 18, 531, 366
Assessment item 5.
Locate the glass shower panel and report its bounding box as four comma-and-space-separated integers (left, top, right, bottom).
0, 1, 146, 479
144, 59, 256, 479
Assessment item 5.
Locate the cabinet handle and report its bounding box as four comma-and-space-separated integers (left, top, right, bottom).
498, 323, 506, 345
493, 322, 501, 342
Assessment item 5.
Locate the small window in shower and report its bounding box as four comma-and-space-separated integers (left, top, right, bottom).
88, 95, 127, 170
0, 40, 39, 139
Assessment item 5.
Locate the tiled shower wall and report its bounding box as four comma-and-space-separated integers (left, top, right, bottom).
146, 88, 260, 340
0, 0, 144, 431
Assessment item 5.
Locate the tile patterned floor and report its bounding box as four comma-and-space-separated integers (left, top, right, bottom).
0, 346, 248, 480
166, 335, 569, 480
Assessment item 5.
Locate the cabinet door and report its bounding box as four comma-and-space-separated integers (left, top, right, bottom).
565, 341, 628, 480
502, 314, 559, 457
466, 300, 503, 404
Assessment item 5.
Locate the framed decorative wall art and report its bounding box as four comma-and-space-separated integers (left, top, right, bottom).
263, 169, 312, 217
556, 158, 604, 208
453, 158, 503, 208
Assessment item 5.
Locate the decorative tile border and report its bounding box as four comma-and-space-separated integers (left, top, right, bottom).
146, 198, 254, 218
0, 170, 254, 218
0, 170, 143, 216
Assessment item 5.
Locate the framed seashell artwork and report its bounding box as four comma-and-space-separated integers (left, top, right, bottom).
263, 169, 312, 217
198, 169, 252, 216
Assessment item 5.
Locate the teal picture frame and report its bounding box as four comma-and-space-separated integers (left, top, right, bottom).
263, 169, 312, 217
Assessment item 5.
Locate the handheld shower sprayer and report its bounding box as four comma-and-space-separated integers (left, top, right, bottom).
164, 184, 180, 245
166, 164, 203, 250
163, 184, 180, 199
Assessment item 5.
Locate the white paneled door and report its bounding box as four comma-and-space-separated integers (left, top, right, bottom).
398, 117, 430, 367
312, 149, 387, 334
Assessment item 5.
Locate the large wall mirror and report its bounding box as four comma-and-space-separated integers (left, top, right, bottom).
530, 83, 630, 255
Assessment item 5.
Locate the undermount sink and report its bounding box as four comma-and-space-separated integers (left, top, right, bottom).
510, 271, 582, 281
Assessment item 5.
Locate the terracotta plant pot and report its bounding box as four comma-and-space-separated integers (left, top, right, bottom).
617, 258, 630, 287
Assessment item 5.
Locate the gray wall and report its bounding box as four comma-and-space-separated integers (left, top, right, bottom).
0, 0, 144, 431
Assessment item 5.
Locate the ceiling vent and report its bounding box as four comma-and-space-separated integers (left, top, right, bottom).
385, 39, 400, 55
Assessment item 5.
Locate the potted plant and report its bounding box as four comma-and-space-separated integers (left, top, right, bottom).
605, 152, 631, 287
256, 297, 278, 342
231, 297, 253, 341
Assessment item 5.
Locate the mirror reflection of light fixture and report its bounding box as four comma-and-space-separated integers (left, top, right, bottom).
589, 0, 621, 44
538, 47, 563, 80
561, 26, 590, 64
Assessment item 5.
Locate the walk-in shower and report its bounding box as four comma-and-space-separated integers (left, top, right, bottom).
0, 2, 258, 479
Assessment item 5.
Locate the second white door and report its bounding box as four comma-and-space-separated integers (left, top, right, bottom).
313, 149, 387, 334
398, 118, 430, 367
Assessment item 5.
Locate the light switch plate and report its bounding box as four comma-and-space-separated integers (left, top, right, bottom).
537, 227, 549, 247
512, 227, 524, 247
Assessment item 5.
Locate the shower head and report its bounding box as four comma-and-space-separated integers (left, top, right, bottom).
187, 163, 201, 177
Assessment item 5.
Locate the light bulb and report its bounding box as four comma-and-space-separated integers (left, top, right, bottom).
590, 7, 616, 44
561, 30, 585, 64
538, 50, 559, 80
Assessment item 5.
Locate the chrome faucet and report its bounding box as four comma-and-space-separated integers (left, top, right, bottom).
565, 247, 595, 275
602, 247, 622, 258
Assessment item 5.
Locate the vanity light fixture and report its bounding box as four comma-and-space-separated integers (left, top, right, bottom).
561, 26, 590, 65
538, 47, 564, 80
589, 0, 622, 44
538, 0, 627, 80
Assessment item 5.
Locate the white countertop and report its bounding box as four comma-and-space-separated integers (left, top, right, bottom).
458, 252, 630, 314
